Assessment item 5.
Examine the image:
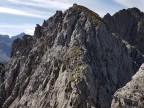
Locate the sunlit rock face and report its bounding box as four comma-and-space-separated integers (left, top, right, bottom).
0, 4, 144, 108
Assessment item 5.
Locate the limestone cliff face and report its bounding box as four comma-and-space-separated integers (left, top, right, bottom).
111, 64, 144, 108
0, 4, 144, 108
104, 8, 144, 54
103, 8, 144, 108
0, 63, 4, 73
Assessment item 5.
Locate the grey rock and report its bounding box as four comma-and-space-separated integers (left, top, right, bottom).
103, 7, 144, 54
11, 33, 25, 42
0, 63, 4, 106
111, 64, 144, 108
0, 4, 144, 108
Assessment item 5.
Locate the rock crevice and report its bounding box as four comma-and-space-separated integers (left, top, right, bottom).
0, 4, 144, 108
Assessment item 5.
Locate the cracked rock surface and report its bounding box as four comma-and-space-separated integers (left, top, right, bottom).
0, 4, 144, 108
111, 64, 144, 108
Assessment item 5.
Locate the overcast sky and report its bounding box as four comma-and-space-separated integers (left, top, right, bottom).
0, 0, 144, 36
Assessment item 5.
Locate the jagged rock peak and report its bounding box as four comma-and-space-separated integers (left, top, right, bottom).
11, 34, 33, 57
113, 7, 144, 18
65, 4, 101, 26
127, 7, 142, 14
0, 4, 144, 108
0, 63, 4, 71
41, 4, 101, 30
103, 7, 144, 54
111, 64, 144, 108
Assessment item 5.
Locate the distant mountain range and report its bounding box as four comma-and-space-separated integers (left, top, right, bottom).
0, 32, 25, 63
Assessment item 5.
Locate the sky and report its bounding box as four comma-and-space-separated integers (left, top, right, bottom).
0, 0, 144, 37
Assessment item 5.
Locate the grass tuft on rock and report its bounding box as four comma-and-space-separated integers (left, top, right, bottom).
68, 4, 101, 26
70, 76, 77, 82
68, 47, 81, 59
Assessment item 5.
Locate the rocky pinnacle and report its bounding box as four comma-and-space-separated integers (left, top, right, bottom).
0, 4, 144, 108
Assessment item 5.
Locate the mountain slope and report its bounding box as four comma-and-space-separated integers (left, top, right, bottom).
0, 4, 144, 108
0, 33, 25, 63
111, 64, 144, 108
11, 33, 25, 42
104, 8, 144, 54
0, 63, 4, 71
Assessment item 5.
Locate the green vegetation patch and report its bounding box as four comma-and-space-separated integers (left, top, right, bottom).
68, 46, 81, 59
69, 4, 101, 26
73, 60, 82, 73
74, 65, 81, 73
70, 76, 77, 82
67, 46, 83, 73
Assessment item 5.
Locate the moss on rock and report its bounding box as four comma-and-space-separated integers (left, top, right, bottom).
68, 4, 101, 26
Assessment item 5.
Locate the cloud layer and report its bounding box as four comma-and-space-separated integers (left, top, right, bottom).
0, 24, 35, 36
0, 0, 73, 36
0, 7, 48, 18
1, 0, 143, 36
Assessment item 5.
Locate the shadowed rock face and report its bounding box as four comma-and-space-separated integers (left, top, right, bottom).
0, 63, 4, 105
104, 8, 144, 54
0, 4, 144, 108
104, 8, 144, 108
0, 63, 4, 71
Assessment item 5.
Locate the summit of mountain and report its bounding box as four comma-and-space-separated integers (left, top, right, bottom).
0, 4, 144, 108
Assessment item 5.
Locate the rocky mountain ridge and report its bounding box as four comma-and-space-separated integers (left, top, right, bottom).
0, 4, 144, 108
104, 7, 144, 54
0, 33, 25, 63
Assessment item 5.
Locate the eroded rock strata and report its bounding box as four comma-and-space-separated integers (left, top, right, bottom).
0, 4, 144, 108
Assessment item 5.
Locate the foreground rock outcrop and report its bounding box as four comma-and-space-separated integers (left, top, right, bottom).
0, 4, 144, 108
111, 64, 144, 108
